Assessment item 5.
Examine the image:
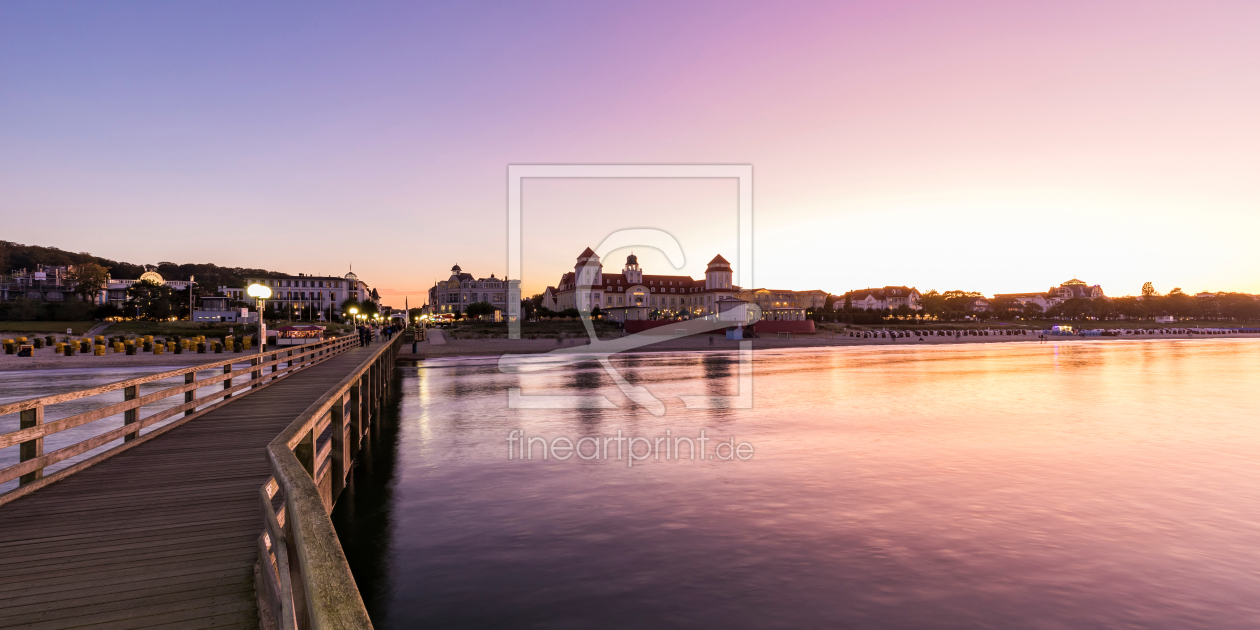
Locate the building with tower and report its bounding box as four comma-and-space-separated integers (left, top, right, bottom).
542, 248, 742, 322
236, 269, 370, 321
426, 264, 511, 316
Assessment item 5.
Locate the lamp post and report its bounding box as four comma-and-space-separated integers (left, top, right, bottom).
247, 283, 272, 355
349, 306, 359, 332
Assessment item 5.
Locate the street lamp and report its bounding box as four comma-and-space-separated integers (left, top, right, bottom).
348, 306, 358, 329
247, 283, 272, 354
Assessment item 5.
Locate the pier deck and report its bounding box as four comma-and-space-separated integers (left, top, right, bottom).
0, 345, 379, 629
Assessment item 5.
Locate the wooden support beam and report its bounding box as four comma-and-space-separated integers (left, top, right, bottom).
123, 385, 139, 443
18, 406, 44, 485
348, 380, 362, 458
330, 396, 346, 502
293, 428, 315, 477
184, 372, 196, 417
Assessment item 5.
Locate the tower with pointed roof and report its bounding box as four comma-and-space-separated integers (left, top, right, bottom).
705, 254, 732, 290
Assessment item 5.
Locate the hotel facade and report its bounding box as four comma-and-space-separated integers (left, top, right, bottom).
426, 265, 511, 315
542, 248, 770, 322
236, 270, 371, 320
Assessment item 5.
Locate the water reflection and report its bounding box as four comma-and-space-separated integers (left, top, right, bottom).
333, 340, 1260, 629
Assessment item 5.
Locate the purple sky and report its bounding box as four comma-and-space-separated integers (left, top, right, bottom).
3, 1, 1258, 303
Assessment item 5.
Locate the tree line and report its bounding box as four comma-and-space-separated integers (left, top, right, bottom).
1, 241, 284, 294
808, 288, 1260, 324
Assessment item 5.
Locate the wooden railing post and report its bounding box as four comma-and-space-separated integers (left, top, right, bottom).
123, 385, 139, 442
223, 363, 233, 398
349, 379, 362, 457
367, 363, 376, 426
330, 395, 346, 501
294, 428, 316, 477
18, 406, 44, 485
251, 357, 261, 386
184, 372, 196, 417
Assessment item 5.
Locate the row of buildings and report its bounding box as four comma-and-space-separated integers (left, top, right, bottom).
426, 249, 830, 323
832, 279, 1107, 313
424, 248, 1124, 322
2, 264, 377, 322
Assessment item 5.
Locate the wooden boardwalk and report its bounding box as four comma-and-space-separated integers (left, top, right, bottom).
0, 344, 382, 630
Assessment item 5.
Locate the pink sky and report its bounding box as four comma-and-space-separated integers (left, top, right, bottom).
2, 1, 1258, 304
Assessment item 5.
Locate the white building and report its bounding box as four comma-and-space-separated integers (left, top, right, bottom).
994, 279, 1106, 310
427, 264, 510, 315
100, 270, 193, 306
835, 287, 923, 311
237, 270, 369, 321
543, 249, 740, 322
192, 297, 250, 322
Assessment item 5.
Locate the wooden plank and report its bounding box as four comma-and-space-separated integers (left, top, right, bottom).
0, 348, 358, 506
0, 342, 378, 630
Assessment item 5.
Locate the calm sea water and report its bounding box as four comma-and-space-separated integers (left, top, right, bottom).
333, 339, 1260, 629
0, 363, 259, 493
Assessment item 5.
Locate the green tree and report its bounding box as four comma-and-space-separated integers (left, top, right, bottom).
919, 290, 947, 316
124, 279, 174, 320
465, 301, 497, 319
68, 262, 110, 302
10, 298, 42, 321
990, 297, 1019, 319
52, 297, 95, 321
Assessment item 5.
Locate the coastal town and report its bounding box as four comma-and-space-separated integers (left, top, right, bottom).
6, 240, 1257, 368
5, 4, 1260, 629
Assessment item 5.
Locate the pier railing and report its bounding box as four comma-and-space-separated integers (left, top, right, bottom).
258, 333, 401, 630
0, 334, 358, 506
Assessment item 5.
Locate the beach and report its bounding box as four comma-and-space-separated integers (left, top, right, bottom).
0, 347, 275, 371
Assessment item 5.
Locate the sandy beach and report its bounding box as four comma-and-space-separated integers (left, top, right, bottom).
0, 347, 266, 371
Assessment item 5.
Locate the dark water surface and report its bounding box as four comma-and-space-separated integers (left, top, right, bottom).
332, 339, 1260, 629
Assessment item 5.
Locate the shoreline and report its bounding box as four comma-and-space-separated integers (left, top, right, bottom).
0, 351, 266, 372
4, 332, 1257, 370
398, 331, 1260, 360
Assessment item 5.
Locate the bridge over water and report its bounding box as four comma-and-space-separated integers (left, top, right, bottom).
0, 333, 403, 629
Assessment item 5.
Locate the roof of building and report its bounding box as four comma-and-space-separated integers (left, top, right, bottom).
706, 255, 731, 269
846, 286, 919, 300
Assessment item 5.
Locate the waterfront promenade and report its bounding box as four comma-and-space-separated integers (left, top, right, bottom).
0, 343, 384, 629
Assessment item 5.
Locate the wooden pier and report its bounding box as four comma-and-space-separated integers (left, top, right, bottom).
0, 334, 401, 629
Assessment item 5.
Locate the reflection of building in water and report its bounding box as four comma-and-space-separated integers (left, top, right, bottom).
543, 249, 741, 322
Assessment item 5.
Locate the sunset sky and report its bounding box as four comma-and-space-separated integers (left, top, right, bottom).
3, 1, 1258, 304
